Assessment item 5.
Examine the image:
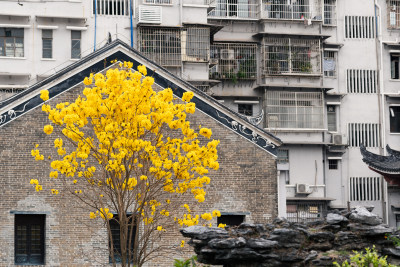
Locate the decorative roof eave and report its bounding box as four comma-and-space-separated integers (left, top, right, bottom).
0, 39, 281, 157
360, 144, 400, 186
253, 32, 330, 40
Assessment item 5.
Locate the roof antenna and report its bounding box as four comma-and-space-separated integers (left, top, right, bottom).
18, 0, 23, 6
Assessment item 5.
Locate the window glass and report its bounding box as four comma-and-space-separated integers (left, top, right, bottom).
391, 54, 400, 79
328, 159, 338, 170
109, 215, 136, 263
327, 105, 337, 132
0, 28, 24, 57
71, 31, 81, 59
15, 214, 45, 265
42, 30, 52, 58
390, 106, 400, 133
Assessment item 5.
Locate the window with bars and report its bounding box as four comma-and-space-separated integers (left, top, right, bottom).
238, 104, 253, 116
390, 106, 400, 133
262, 0, 322, 21
323, 51, 336, 77
208, 0, 259, 19
71, 31, 81, 59
263, 38, 321, 75
348, 123, 381, 147
42, 30, 52, 59
286, 202, 327, 223
327, 105, 337, 132
138, 27, 210, 67
323, 0, 336, 25
388, 0, 400, 29
182, 28, 210, 62
344, 16, 375, 39
328, 159, 338, 169
266, 91, 324, 129
109, 215, 136, 263
349, 177, 381, 201
277, 148, 289, 163
144, 0, 171, 4
15, 214, 45, 265
0, 28, 24, 57
210, 43, 257, 80
93, 0, 130, 16
346, 69, 377, 93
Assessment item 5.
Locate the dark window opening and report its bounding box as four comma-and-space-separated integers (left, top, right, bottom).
71, 30, 81, 59
109, 215, 136, 263
42, 29, 52, 59
391, 54, 400, 79
328, 159, 338, 170
277, 149, 289, 163
390, 106, 400, 133
15, 214, 45, 265
217, 214, 245, 226
238, 104, 253, 116
327, 105, 337, 132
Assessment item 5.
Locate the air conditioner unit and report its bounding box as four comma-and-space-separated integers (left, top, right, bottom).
332, 134, 347, 145
220, 49, 235, 60
138, 5, 162, 24
296, 184, 313, 194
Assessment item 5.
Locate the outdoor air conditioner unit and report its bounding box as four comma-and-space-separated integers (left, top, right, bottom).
332, 134, 347, 145
296, 184, 313, 194
220, 49, 235, 60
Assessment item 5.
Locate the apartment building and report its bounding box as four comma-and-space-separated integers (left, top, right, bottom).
1, 0, 400, 226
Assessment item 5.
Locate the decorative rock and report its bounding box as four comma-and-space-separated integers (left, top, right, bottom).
349, 207, 382, 226
180, 226, 228, 240
383, 248, 400, 257
208, 237, 246, 249
309, 232, 335, 243
347, 223, 393, 236
247, 238, 278, 249
305, 251, 318, 262
327, 213, 348, 225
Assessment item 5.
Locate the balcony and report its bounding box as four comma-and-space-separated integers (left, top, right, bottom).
262, 37, 322, 76
209, 43, 257, 81
261, 0, 322, 21
208, 0, 259, 20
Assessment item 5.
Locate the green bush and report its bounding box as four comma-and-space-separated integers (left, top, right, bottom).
333, 246, 395, 267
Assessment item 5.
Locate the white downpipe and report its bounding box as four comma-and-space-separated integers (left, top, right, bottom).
374, 1, 389, 224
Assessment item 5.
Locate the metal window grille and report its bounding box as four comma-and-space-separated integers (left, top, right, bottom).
327, 105, 337, 132
262, 38, 321, 75
328, 159, 338, 169
93, 0, 130, 16
391, 54, 400, 79
349, 177, 381, 201
210, 43, 257, 80
323, 0, 336, 25
182, 27, 210, 62
0, 88, 25, 102
344, 16, 375, 39
323, 51, 336, 77
262, 0, 322, 20
388, 0, 400, 29
0, 28, 24, 57
109, 215, 136, 263
348, 123, 381, 147
195, 85, 211, 93
208, 0, 259, 19
286, 202, 327, 223
138, 27, 182, 67
346, 69, 377, 93
42, 29, 52, 59
71, 30, 81, 59
266, 91, 324, 129
238, 104, 253, 116
144, 0, 171, 4
277, 148, 289, 163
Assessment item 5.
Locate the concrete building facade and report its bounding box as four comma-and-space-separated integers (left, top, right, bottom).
2, 0, 400, 243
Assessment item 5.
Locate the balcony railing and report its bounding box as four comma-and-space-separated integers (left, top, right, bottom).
209, 43, 257, 80
261, 0, 322, 21
262, 37, 321, 76
208, 0, 259, 19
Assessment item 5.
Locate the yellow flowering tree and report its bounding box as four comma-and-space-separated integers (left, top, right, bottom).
31, 62, 221, 267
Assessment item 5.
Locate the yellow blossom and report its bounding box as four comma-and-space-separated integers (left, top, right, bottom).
51, 189, 59, 195
201, 213, 212, 221
40, 90, 49, 101
218, 223, 226, 228
182, 91, 194, 102
212, 210, 221, 217
199, 128, 212, 139
43, 125, 53, 135
89, 212, 96, 219
180, 240, 185, 247
138, 65, 147, 76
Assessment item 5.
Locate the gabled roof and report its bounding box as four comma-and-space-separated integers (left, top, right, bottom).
0, 39, 281, 156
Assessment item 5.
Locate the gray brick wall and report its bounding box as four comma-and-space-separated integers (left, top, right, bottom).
0, 80, 277, 266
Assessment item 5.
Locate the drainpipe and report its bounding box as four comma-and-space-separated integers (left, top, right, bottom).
374, 1, 389, 224
130, 0, 134, 48
94, 0, 97, 51
180, 0, 184, 78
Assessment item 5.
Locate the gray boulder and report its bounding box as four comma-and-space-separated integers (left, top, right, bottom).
327, 213, 348, 225
208, 237, 246, 249
180, 226, 229, 240
349, 207, 382, 226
